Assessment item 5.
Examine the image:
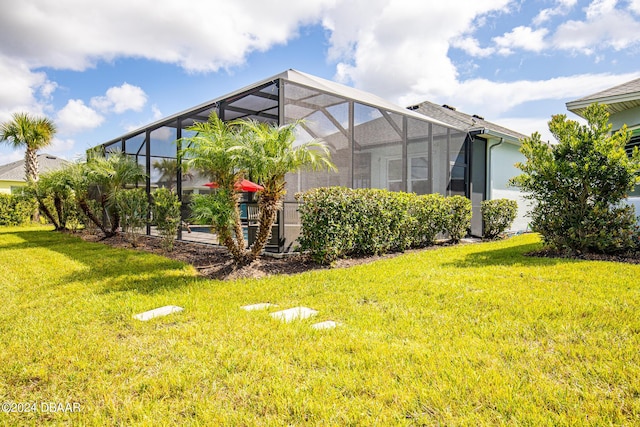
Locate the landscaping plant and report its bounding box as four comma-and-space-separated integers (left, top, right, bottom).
151, 187, 182, 250
0, 193, 36, 226
511, 103, 640, 254
481, 198, 518, 239
443, 195, 472, 243
235, 119, 335, 259
179, 113, 248, 262
115, 188, 149, 246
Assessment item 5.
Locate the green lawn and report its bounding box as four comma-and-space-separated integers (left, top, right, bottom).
1, 226, 639, 426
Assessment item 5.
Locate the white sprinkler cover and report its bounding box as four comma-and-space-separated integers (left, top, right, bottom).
133, 305, 184, 321
311, 321, 339, 330
241, 303, 276, 311
270, 306, 318, 323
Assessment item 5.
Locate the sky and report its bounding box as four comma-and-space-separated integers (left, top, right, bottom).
1, 0, 640, 164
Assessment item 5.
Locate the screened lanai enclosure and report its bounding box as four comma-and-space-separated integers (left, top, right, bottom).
94, 69, 485, 252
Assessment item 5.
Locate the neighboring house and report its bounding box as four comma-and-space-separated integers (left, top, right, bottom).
93, 69, 529, 251
566, 77, 640, 213
0, 154, 69, 194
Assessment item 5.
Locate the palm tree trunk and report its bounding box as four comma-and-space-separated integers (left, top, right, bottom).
37, 198, 60, 230
250, 194, 281, 258
25, 148, 40, 221
78, 198, 113, 237
24, 148, 39, 182
53, 195, 66, 230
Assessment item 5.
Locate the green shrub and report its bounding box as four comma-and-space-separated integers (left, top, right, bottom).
296, 188, 456, 264
409, 193, 448, 247
115, 188, 149, 246
296, 187, 358, 264
0, 193, 36, 226
152, 188, 182, 251
481, 198, 518, 239
510, 103, 640, 254
443, 195, 472, 243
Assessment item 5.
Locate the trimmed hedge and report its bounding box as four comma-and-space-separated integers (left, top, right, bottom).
296, 187, 471, 264
443, 195, 472, 244
481, 198, 518, 239
0, 193, 37, 226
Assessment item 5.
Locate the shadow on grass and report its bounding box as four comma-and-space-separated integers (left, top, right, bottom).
445, 241, 583, 268
10, 229, 197, 294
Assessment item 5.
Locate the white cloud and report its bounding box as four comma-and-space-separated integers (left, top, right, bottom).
56, 100, 104, 135
493, 26, 549, 54
630, 0, 640, 14
0, 0, 335, 73
0, 55, 51, 119
0, 149, 24, 164
533, 0, 577, 25
586, 0, 618, 18
553, 2, 640, 52
325, 0, 512, 100
399, 71, 640, 121
451, 37, 496, 58
90, 83, 147, 114
48, 137, 76, 156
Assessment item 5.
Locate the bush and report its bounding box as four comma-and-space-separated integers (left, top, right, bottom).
296, 187, 461, 264
443, 195, 472, 243
510, 103, 640, 254
115, 188, 149, 246
482, 199, 518, 239
296, 187, 358, 263
152, 188, 182, 251
409, 193, 448, 247
0, 193, 36, 226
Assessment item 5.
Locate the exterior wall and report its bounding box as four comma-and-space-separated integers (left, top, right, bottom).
487, 141, 530, 232
0, 181, 25, 194
625, 197, 640, 216
610, 105, 640, 130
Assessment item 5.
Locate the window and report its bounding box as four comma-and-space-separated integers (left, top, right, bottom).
409, 156, 429, 194
387, 158, 403, 191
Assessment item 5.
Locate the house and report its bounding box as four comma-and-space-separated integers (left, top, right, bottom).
93, 69, 529, 251
407, 101, 528, 234
566, 77, 640, 212
0, 154, 69, 194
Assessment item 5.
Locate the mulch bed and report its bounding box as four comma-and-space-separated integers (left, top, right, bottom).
77, 231, 413, 281
77, 232, 640, 281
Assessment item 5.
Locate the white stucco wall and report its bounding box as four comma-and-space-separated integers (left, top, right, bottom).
624, 197, 640, 219
488, 141, 531, 232
610, 105, 640, 130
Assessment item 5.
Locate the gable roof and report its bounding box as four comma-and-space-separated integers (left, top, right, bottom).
407, 100, 527, 143
0, 154, 69, 182
566, 77, 640, 118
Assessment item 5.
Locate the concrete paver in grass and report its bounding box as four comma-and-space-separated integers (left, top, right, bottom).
270, 307, 318, 323
133, 305, 184, 321
241, 303, 277, 311
311, 320, 339, 330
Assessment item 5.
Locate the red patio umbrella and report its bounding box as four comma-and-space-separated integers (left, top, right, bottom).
204, 179, 264, 192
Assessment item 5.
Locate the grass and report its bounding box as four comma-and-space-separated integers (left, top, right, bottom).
1, 226, 639, 426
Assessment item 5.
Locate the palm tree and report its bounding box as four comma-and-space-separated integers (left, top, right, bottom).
179, 113, 249, 262
152, 158, 193, 189
28, 167, 75, 230
0, 112, 57, 183
87, 152, 147, 236
236, 120, 336, 259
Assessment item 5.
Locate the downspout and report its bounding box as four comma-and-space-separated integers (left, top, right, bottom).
486, 137, 504, 200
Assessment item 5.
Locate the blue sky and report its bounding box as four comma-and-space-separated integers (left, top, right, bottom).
1, 0, 640, 164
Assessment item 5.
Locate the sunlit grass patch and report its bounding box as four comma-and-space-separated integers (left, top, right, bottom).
1, 227, 639, 425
